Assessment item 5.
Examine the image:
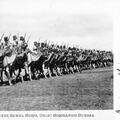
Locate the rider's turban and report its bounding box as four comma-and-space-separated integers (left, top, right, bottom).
20, 36, 25, 41
13, 35, 17, 40
4, 36, 9, 42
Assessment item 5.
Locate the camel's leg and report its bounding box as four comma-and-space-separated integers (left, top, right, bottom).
0, 68, 4, 84
42, 64, 48, 79
4, 67, 12, 86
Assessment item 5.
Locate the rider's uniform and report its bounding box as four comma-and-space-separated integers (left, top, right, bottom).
2, 42, 13, 55
15, 40, 27, 55
21, 41, 28, 51
12, 39, 19, 53
0, 40, 14, 67
33, 43, 42, 56
33, 44, 38, 53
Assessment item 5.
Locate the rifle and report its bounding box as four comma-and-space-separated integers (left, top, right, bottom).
0, 33, 4, 42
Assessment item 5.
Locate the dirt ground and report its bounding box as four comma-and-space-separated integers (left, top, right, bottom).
0, 67, 113, 110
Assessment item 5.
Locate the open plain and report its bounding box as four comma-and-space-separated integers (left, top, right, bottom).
0, 67, 113, 110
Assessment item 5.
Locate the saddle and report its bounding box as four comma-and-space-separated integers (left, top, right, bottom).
0, 50, 4, 57
66, 56, 74, 62
3, 53, 16, 67
3, 49, 13, 57
0, 48, 14, 67
77, 56, 83, 61
30, 52, 40, 61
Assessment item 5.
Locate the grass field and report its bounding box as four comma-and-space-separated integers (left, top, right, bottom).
0, 67, 113, 110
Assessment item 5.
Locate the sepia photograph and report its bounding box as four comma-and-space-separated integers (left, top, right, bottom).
0, 0, 113, 113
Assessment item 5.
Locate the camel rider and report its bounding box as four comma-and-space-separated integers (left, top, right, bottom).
2, 36, 12, 56
12, 35, 18, 47
33, 41, 42, 54
12, 35, 20, 53
19, 36, 28, 53
33, 41, 38, 51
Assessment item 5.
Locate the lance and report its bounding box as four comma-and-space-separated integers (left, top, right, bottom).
17, 33, 19, 40
27, 34, 31, 43
49, 40, 51, 45
24, 33, 27, 40
8, 33, 11, 40
73, 43, 75, 48
50, 41, 53, 46
55, 42, 57, 48
66, 43, 69, 49
51, 41, 54, 46
0, 33, 4, 42
38, 37, 41, 43
44, 39, 47, 44
61, 42, 64, 46
47, 40, 50, 46
61, 42, 65, 48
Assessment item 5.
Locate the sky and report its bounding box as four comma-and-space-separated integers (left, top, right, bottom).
0, 0, 114, 50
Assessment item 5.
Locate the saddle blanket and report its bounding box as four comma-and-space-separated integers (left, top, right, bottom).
3, 54, 16, 67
